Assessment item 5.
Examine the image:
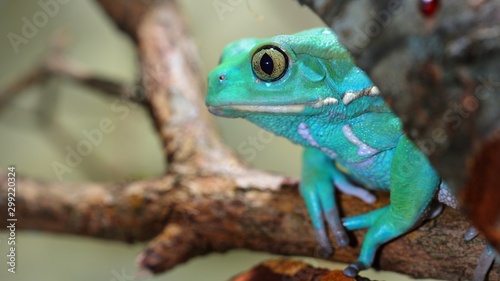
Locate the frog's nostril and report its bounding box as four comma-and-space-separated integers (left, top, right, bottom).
219, 74, 226, 81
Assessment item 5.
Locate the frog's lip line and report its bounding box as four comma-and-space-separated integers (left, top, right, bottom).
208, 97, 339, 114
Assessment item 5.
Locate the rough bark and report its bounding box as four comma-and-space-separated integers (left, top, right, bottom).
298, 0, 500, 251
0, 0, 498, 280
0, 171, 495, 280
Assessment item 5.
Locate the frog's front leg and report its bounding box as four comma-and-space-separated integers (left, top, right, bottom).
300, 147, 351, 252
343, 136, 440, 277
301, 147, 377, 251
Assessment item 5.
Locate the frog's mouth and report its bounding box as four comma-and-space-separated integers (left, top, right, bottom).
207, 97, 339, 116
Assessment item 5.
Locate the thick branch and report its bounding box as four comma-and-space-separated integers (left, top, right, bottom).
0, 171, 495, 280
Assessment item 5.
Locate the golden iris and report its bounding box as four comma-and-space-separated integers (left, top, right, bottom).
251, 45, 288, 82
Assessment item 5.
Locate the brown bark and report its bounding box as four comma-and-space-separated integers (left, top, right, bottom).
0, 170, 495, 280
0, 0, 498, 280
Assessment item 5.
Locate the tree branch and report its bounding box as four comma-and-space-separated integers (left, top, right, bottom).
0, 170, 495, 280
0, 34, 142, 110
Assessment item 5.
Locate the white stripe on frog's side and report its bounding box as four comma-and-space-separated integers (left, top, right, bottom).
341, 124, 379, 157
342, 86, 380, 105
297, 122, 338, 158
311, 97, 338, 108
298, 122, 377, 204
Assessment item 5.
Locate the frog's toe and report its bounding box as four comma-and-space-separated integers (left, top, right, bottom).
333, 229, 349, 248
324, 208, 349, 247
472, 245, 496, 281
465, 226, 479, 241
314, 228, 333, 256
301, 185, 336, 252
343, 262, 366, 278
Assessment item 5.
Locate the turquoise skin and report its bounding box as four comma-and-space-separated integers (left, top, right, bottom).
205, 28, 454, 277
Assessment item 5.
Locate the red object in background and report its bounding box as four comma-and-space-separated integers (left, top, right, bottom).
420, 0, 440, 17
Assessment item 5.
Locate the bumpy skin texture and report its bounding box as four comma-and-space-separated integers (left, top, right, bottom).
205, 28, 474, 277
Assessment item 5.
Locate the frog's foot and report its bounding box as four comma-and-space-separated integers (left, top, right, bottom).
325, 207, 349, 247
301, 147, 350, 250
343, 206, 389, 231
300, 182, 350, 249
343, 261, 368, 278
313, 228, 333, 255
342, 192, 434, 278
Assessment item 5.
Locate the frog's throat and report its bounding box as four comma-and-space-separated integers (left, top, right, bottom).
209, 97, 339, 114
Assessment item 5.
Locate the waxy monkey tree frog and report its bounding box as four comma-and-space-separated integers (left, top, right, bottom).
205, 28, 489, 279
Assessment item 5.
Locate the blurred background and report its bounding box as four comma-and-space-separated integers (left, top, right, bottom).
0, 1, 439, 280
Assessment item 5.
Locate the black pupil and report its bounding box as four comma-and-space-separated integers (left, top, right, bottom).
260, 53, 274, 75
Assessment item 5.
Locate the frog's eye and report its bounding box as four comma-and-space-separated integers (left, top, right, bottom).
251, 45, 288, 82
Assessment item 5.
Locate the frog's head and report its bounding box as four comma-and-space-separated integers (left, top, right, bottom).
206, 28, 379, 120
